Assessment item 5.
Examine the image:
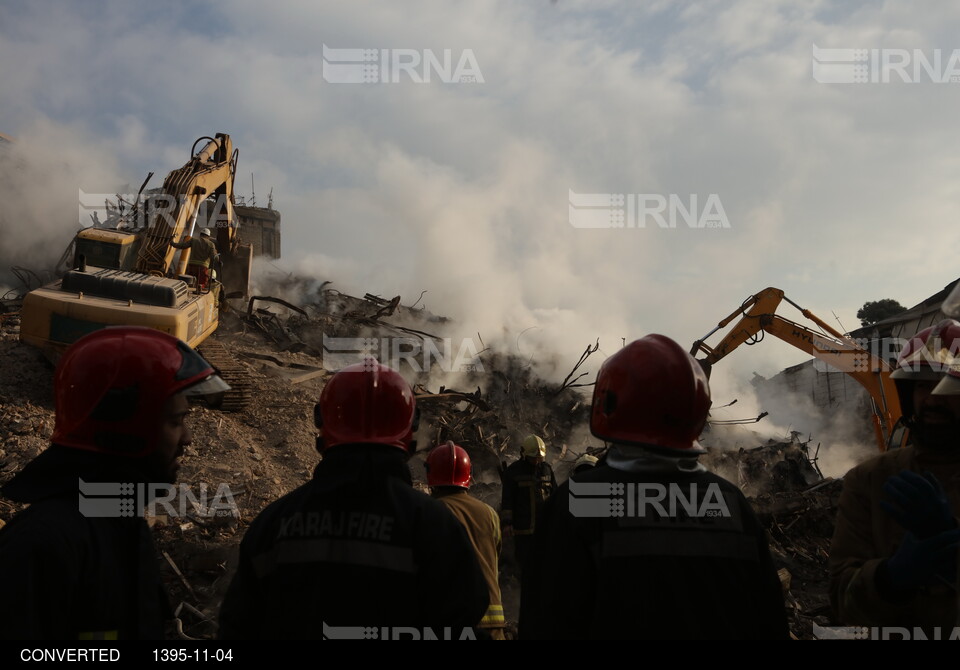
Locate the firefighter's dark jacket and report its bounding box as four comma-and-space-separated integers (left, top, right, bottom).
218, 444, 489, 638
521, 458, 789, 640
500, 458, 556, 535
0, 446, 169, 640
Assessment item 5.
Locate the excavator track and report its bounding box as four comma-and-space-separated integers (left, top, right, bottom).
198, 337, 252, 412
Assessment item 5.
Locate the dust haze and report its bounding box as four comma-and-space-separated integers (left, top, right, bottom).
705, 370, 877, 479
0, 119, 124, 294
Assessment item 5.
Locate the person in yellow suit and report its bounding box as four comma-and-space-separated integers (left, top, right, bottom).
426, 441, 506, 639
171, 227, 219, 290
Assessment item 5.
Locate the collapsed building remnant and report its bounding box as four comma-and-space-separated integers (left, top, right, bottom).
0, 270, 856, 639
704, 433, 824, 497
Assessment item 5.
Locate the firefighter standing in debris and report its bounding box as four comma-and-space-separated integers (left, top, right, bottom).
0, 327, 228, 640
830, 320, 960, 632
218, 360, 489, 638
170, 227, 219, 291
500, 434, 556, 570
425, 441, 506, 639
520, 335, 789, 639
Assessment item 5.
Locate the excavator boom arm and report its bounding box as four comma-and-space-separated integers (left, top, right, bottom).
134, 134, 237, 276
691, 287, 901, 451
691, 288, 785, 363
762, 315, 901, 431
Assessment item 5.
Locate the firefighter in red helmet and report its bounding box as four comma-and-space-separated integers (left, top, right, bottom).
426, 441, 506, 639
830, 319, 960, 632
219, 359, 489, 638
520, 334, 788, 639
0, 326, 228, 639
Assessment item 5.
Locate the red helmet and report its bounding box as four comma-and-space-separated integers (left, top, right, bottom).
891, 319, 960, 416
52, 326, 229, 457
425, 441, 472, 488
315, 358, 417, 453
591, 334, 711, 454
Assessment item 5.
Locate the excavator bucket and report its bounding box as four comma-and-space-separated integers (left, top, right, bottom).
221, 242, 252, 299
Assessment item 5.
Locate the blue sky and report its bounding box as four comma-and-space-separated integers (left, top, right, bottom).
3, 0, 960, 398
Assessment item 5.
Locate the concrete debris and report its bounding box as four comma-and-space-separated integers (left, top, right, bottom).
239, 352, 327, 385
703, 433, 823, 497
754, 475, 842, 639
0, 272, 863, 640
777, 567, 792, 593
698, 434, 840, 638
9, 421, 32, 436
162, 551, 197, 601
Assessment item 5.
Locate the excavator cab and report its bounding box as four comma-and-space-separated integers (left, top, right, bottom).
73, 229, 141, 271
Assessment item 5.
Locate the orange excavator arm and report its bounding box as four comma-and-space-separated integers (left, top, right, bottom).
690, 287, 901, 451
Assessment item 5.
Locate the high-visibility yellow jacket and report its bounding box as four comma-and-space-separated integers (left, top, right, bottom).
434, 489, 505, 629
171, 236, 218, 268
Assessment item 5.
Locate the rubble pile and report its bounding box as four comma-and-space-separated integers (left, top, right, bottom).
703, 434, 824, 497
0, 315, 54, 488
232, 287, 597, 501
703, 437, 841, 639
757, 479, 842, 639
0, 280, 851, 640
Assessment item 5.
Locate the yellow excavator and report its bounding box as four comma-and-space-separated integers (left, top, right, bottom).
19, 133, 252, 409
690, 287, 902, 451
